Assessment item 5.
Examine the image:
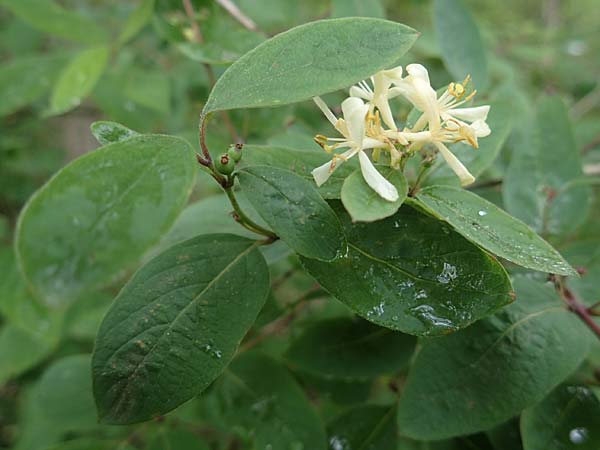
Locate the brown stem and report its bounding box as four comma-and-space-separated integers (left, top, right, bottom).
215, 0, 258, 31
240, 285, 321, 352
182, 0, 239, 143
554, 277, 600, 340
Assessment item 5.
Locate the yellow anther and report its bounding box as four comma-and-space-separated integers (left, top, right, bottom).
314, 134, 328, 147
448, 75, 474, 100
458, 126, 478, 148
329, 153, 348, 172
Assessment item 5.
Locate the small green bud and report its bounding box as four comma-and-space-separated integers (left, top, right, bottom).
228, 143, 243, 162
215, 153, 235, 175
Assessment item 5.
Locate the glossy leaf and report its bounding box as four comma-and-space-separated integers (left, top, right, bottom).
433, 0, 488, 89
0, 54, 67, 117
241, 144, 357, 199
220, 352, 327, 449
341, 166, 408, 222
203, 18, 418, 114
301, 203, 512, 336
16, 135, 196, 307
90, 121, 139, 145
415, 186, 576, 275
0, 0, 108, 44
48, 46, 110, 115
117, 0, 155, 46
503, 96, 590, 236
521, 384, 600, 450
286, 317, 416, 379
397, 277, 590, 440
92, 234, 270, 424
328, 405, 397, 450
237, 166, 347, 261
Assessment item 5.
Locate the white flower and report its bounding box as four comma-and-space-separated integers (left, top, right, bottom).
349, 66, 404, 130
389, 64, 441, 130
387, 65, 491, 186
311, 96, 399, 202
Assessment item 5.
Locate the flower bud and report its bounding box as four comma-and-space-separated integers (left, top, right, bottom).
228, 143, 243, 162
215, 153, 235, 175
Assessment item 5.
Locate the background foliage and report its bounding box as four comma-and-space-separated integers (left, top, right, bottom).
1, 0, 599, 449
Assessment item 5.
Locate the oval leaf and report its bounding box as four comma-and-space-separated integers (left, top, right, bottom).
92, 234, 270, 424
396, 277, 590, 440
241, 145, 358, 199
203, 17, 418, 114
48, 45, 110, 116
285, 317, 416, 380
0, 54, 68, 117
521, 384, 600, 450
503, 96, 590, 236
237, 166, 347, 261
220, 352, 327, 449
16, 135, 196, 307
301, 203, 512, 336
0, 0, 108, 44
433, 0, 488, 89
415, 186, 576, 276
328, 405, 397, 450
341, 167, 408, 222
90, 120, 139, 145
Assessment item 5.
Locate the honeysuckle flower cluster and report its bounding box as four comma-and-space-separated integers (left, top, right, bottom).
311, 64, 491, 201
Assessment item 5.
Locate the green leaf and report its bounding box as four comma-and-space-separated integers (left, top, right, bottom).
396, 277, 590, 440
415, 186, 576, 275
48, 46, 110, 116
331, 0, 385, 18
0, 54, 68, 117
0, 325, 53, 384
16, 135, 196, 307
92, 234, 270, 424
117, 0, 155, 46
203, 18, 418, 114
286, 317, 415, 379
503, 96, 590, 237
90, 121, 139, 145
34, 355, 98, 431
153, 194, 291, 265
13, 355, 99, 450
328, 405, 397, 450
241, 145, 357, 199
221, 352, 327, 449
237, 166, 347, 261
301, 203, 512, 336
341, 166, 408, 222
433, 0, 488, 89
521, 384, 600, 450
0, 0, 108, 44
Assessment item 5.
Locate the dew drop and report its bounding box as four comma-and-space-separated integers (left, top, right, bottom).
569, 427, 588, 444
478, 210, 488, 217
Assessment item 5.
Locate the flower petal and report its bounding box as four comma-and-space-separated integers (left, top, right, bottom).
313, 96, 338, 127
434, 142, 475, 186
358, 151, 399, 202
382, 65, 403, 82
405, 64, 431, 84
376, 97, 397, 129
311, 148, 357, 186
446, 105, 490, 123
349, 86, 372, 101
341, 97, 369, 145
471, 119, 491, 137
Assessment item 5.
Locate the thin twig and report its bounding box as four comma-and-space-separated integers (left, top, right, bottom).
240, 286, 321, 352
182, 0, 240, 143
215, 0, 258, 31
224, 186, 278, 239
554, 276, 600, 340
